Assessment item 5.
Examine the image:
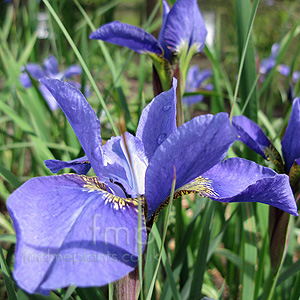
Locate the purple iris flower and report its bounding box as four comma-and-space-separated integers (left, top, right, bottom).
293, 71, 299, 83
232, 97, 300, 174
19, 55, 85, 111
260, 43, 293, 80
7, 79, 298, 294
183, 65, 213, 105
89, 0, 207, 62
260, 43, 279, 76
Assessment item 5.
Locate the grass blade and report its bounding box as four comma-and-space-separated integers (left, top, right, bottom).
0, 244, 17, 300
145, 167, 177, 300
42, 0, 119, 136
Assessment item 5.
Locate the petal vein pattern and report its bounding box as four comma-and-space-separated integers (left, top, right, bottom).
7, 174, 146, 294
145, 112, 237, 218
40, 79, 103, 177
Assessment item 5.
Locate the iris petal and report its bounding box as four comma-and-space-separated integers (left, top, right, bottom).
90, 21, 163, 56
136, 78, 177, 160
40, 79, 103, 177
43, 55, 59, 76
158, 0, 172, 61
45, 156, 91, 175
24, 64, 46, 80
120, 132, 148, 195
282, 98, 300, 172
20, 64, 46, 88
39, 84, 60, 111
102, 134, 148, 197
145, 113, 236, 218
163, 0, 207, 53
63, 65, 82, 79
202, 158, 298, 216
7, 174, 147, 294
232, 115, 273, 159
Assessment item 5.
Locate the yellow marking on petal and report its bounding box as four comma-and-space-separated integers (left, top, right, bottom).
263, 145, 284, 174
79, 175, 148, 214
289, 162, 300, 189
152, 176, 218, 223
81, 176, 107, 192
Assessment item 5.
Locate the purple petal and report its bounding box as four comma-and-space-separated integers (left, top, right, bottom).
45, 156, 91, 175
39, 79, 103, 177
232, 115, 272, 159
271, 43, 279, 57
202, 158, 298, 216
277, 64, 290, 76
136, 78, 177, 160
24, 64, 46, 79
7, 174, 147, 294
90, 21, 163, 56
39, 84, 60, 111
63, 65, 82, 78
43, 55, 59, 76
185, 67, 212, 92
19, 73, 32, 88
145, 113, 237, 218
158, 0, 172, 61
163, 0, 207, 53
293, 71, 299, 83
260, 57, 276, 75
120, 132, 148, 195
66, 80, 91, 98
196, 69, 212, 86
102, 136, 135, 197
186, 65, 201, 90
20, 64, 46, 87
282, 97, 300, 172
182, 94, 204, 106
102, 133, 148, 197
205, 83, 214, 91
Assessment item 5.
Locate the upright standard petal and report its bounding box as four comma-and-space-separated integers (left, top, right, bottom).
232, 115, 273, 159
158, 0, 172, 61
136, 78, 177, 160
7, 174, 147, 294
40, 79, 103, 176
63, 65, 82, 79
201, 158, 298, 216
102, 133, 148, 197
282, 98, 300, 172
145, 113, 237, 218
43, 55, 59, 76
24, 64, 46, 80
90, 21, 163, 56
163, 0, 207, 53
45, 156, 91, 175
19, 73, 32, 88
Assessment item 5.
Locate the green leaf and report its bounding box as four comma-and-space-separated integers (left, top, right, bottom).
241, 203, 257, 300
189, 201, 216, 300
0, 244, 18, 300
0, 163, 22, 188
234, 0, 259, 123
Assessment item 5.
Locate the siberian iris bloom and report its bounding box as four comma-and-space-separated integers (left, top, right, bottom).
232, 98, 300, 181
19, 55, 87, 111
182, 65, 213, 106
260, 43, 291, 80
7, 79, 298, 294
89, 0, 207, 91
